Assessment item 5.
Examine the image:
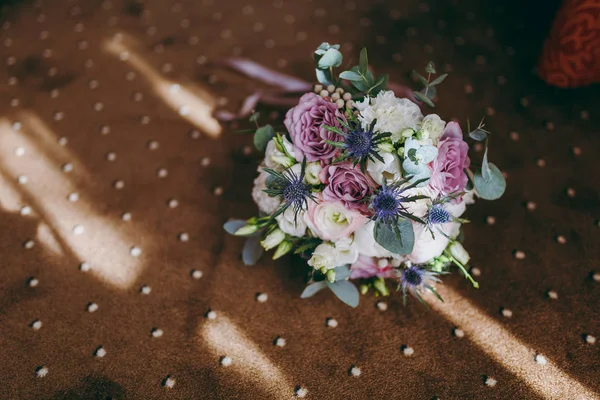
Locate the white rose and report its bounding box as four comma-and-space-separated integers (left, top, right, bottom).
334, 237, 359, 265
358, 91, 423, 136
265, 138, 295, 170
260, 229, 285, 250
305, 162, 322, 185
408, 222, 454, 264
420, 114, 446, 144
305, 200, 366, 241
276, 207, 307, 237
307, 243, 337, 270
448, 242, 470, 265
251, 167, 280, 215
366, 152, 401, 185
352, 220, 393, 259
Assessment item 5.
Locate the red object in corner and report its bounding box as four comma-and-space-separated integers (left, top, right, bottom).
538, 0, 600, 87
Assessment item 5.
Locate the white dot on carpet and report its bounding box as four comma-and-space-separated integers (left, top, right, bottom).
73, 225, 84, 235
501, 308, 513, 318
23, 239, 35, 249
585, 334, 596, 345
534, 354, 547, 365
130, 247, 142, 257
36, 366, 49, 378
95, 346, 107, 358
151, 328, 163, 337
164, 376, 176, 388
31, 319, 42, 330
80, 262, 91, 272
140, 285, 151, 295
402, 346, 414, 356
220, 356, 232, 366
68, 192, 79, 202
191, 269, 203, 279
294, 386, 308, 398
349, 366, 361, 377
256, 293, 268, 303
206, 310, 217, 320
274, 337, 286, 347
485, 376, 497, 387
20, 206, 32, 216
28, 277, 39, 287
326, 318, 338, 328
87, 302, 99, 312
453, 328, 465, 338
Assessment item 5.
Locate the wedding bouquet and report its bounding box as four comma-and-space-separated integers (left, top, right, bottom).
223, 43, 506, 307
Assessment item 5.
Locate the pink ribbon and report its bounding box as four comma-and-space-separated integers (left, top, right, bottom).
215, 58, 419, 121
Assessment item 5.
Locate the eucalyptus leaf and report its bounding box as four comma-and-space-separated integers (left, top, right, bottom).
481, 145, 491, 180
469, 130, 488, 141
316, 68, 335, 86
253, 125, 276, 152
333, 265, 351, 281
317, 48, 343, 68
366, 70, 375, 87
425, 61, 436, 74
249, 111, 260, 123
473, 163, 506, 200
374, 219, 415, 255
412, 70, 429, 87
414, 91, 435, 107
339, 71, 363, 81
223, 220, 247, 235
242, 235, 264, 266
359, 48, 368, 74
326, 280, 359, 307
300, 281, 327, 298
429, 73, 448, 86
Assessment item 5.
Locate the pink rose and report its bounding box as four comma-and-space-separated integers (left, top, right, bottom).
304, 197, 367, 241
350, 255, 396, 279
430, 121, 470, 197
284, 93, 344, 162
320, 163, 372, 212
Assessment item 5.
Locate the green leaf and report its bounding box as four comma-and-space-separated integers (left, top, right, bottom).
469, 130, 488, 141
317, 48, 343, 68
425, 61, 436, 74
359, 47, 369, 75
249, 111, 260, 123
374, 219, 415, 255
223, 220, 247, 235
429, 73, 448, 87
365, 70, 375, 87
253, 125, 276, 152
369, 74, 388, 94
300, 281, 327, 298
414, 91, 435, 107
333, 265, 351, 281
352, 79, 369, 91
481, 144, 491, 180
473, 163, 506, 200
412, 70, 429, 87
242, 235, 264, 266
315, 68, 335, 86
326, 280, 359, 307
339, 70, 363, 81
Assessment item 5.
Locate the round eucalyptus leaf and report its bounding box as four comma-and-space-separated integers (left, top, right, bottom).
253, 125, 276, 152
473, 163, 506, 200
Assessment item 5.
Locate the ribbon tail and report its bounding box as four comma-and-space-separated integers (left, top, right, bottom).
219, 58, 312, 92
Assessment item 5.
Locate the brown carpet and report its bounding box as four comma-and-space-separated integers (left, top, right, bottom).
0, 0, 599, 399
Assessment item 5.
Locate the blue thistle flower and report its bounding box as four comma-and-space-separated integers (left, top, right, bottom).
324, 118, 391, 171
370, 179, 430, 226
399, 265, 443, 304
426, 204, 452, 225
262, 158, 315, 222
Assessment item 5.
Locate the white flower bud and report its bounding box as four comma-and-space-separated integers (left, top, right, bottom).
234, 224, 258, 236
305, 162, 322, 185
261, 229, 285, 250
377, 141, 394, 153
342, 92, 352, 101
336, 99, 345, 109
314, 84, 323, 93
326, 85, 335, 93
273, 240, 293, 259
449, 242, 470, 265
331, 92, 340, 101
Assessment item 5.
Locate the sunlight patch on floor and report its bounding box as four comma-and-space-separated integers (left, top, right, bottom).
0, 116, 144, 289
103, 34, 222, 138
430, 286, 599, 400
200, 314, 291, 398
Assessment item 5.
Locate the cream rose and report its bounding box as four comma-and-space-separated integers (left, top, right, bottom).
265, 137, 296, 170
352, 220, 393, 259
251, 167, 280, 215
420, 114, 446, 144
276, 207, 307, 237
305, 199, 367, 241
366, 152, 402, 185
307, 243, 337, 270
